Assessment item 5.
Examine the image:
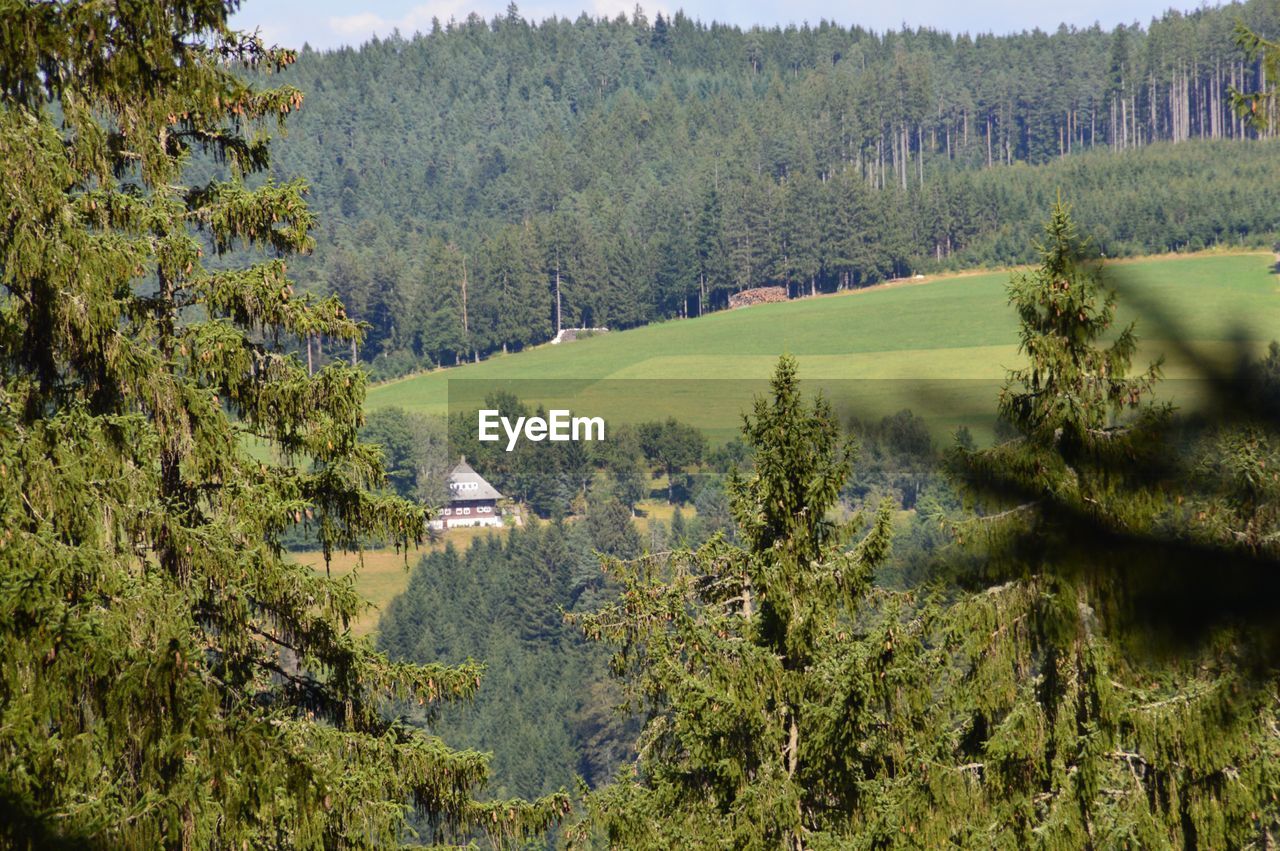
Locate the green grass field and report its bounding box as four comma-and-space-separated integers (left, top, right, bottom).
367, 252, 1280, 442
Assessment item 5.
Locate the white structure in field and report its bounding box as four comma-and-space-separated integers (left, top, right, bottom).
550, 327, 608, 344
428, 457, 506, 531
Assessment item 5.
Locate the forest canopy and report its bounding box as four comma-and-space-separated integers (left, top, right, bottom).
259, 0, 1280, 375
5, 0, 1280, 847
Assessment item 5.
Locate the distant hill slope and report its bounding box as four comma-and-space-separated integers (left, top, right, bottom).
367, 252, 1280, 441
258, 2, 1280, 374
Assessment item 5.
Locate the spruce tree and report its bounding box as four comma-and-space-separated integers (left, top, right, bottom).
0, 1, 565, 846
569, 357, 924, 849
938, 202, 1280, 848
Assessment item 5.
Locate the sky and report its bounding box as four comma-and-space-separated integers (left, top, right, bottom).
230, 0, 1213, 52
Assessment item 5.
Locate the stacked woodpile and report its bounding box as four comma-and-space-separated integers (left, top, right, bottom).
728, 286, 789, 309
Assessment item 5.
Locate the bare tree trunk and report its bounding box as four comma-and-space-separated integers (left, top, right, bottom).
460, 252, 469, 337
1212, 61, 1220, 139
1150, 74, 1157, 141
877, 136, 884, 188
554, 252, 562, 335
918, 124, 924, 187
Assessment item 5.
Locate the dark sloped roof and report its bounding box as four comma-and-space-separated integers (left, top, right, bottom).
447, 457, 504, 501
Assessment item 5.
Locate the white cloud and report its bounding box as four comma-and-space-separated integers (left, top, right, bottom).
329, 1, 474, 40
400, 0, 474, 30
328, 11, 392, 36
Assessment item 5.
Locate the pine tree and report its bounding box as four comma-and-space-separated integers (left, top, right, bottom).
0, 2, 565, 846
569, 357, 916, 849
668, 505, 687, 547
939, 201, 1280, 848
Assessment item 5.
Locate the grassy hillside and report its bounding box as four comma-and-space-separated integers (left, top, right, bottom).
368, 252, 1280, 441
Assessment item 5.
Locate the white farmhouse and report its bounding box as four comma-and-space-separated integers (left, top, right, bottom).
428, 457, 506, 531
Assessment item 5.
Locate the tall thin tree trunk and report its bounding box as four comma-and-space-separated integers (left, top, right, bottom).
554, 251, 562, 335
918, 124, 924, 187
460, 252, 470, 355
903, 124, 910, 184
1150, 74, 1157, 141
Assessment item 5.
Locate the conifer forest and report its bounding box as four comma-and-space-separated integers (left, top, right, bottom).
4, 0, 1280, 849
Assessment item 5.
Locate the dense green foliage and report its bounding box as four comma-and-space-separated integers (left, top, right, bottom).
258, 1, 1280, 374
934, 202, 1280, 847
7, 1, 1280, 847
361, 406, 452, 504
377, 518, 640, 802
637, 418, 707, 503
0, 1, 564, 845
569, 357, 912, 848
556, 208, 1280, 848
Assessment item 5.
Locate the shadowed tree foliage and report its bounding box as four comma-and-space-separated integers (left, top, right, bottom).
0, 1, 564, 846
638, 417, 706, 504
937, 201, 1280, 847
943, 197, 1280, 639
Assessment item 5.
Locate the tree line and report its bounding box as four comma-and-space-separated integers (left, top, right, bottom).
260, 1, 1280, 374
